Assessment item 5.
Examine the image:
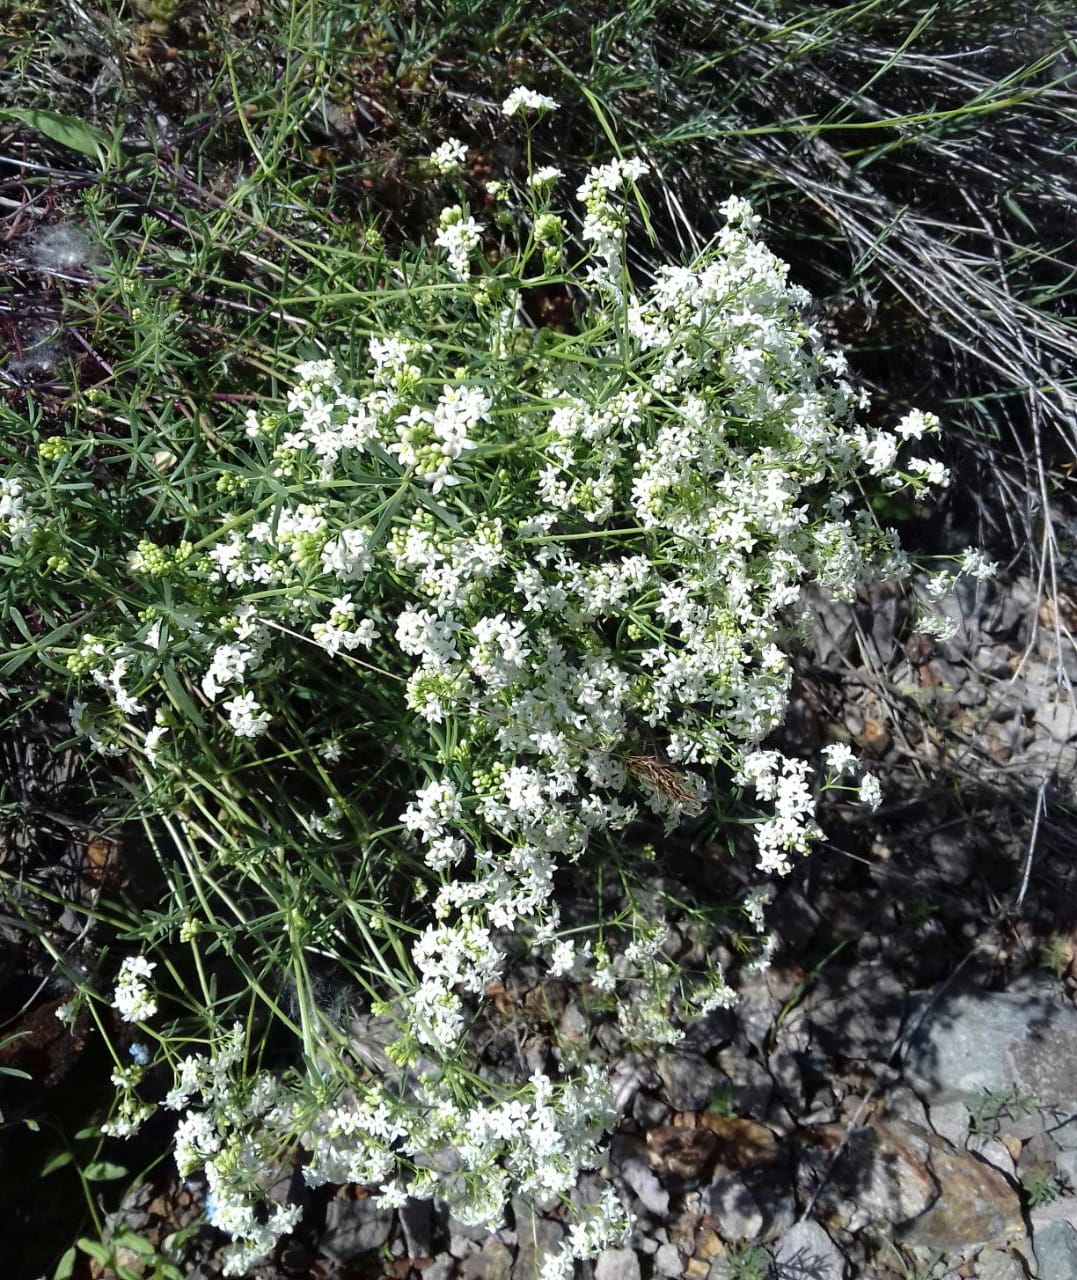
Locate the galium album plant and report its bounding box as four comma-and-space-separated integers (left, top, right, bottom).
1, 97, 960, 1274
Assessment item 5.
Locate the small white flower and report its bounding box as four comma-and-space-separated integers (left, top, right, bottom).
501, 88, 560, 117
528, 166, 563, 189
959, 547, 997, 581
144, 724, 169, 766
112, 956, 157, 1023
435, 206, 483, 279
896, 408, 939, 440
430, 138, 467, 174
859, 774, 883, 811
223, 691, 271, 739
908, 457, 950, 489
822, 742, 856, 776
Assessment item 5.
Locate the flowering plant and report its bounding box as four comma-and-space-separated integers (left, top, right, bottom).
0, 104, 951, 1273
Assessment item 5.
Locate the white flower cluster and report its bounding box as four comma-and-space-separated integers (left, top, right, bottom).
6, 137, 966, 1276
0, 478, 37, 546
501, 88, 560, 117
435, 205, 483, 279
112, 955, 158, 1023
429, 137, 467, 173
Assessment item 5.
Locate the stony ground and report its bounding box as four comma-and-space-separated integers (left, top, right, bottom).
52, 538, 1072, 1280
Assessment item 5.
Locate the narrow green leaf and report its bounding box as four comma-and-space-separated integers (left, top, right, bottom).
161, 660, 205, 729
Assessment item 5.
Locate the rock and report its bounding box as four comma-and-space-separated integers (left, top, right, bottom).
705, 1167, 795, 1244
903, 987, 1077, 1113
425, 1255, 456, 1280
715, 1050, 773, 1120
1032, 1219, 1077, 1278
975, 1247, 1026, 1280
805, 962, 906, 1062
926, 1099, 973, 1148
976, 643, 1017, 676
772, 1220, 845, 1279
1035, 699, 1077, 743
400, 1198, 434, 1260
1052, 1116, 1077, 1152
462, 1241, 514, 1280
658, 1053, 728, 1112
957, 679, 988, 708
595, 1248, 641, 1280
609, 1055, 659, 1114
654, 1243, 684, 1276
320, 1196, 395, 1262
804, 586, 856, 665
633, 1093, 672, 1128
612, 1134, 670, 1215
967, 1132, 1019, 1179
903, 1137, 1024, 1252
1055, 1149, 1077, 1188
798, 1122, 936, 1232
735, 970, 785, 1052
512, 1199, 565, 1280
706, 1173, 765, 1243
928, 830, 978, 883
798, 1119, 1023, 1248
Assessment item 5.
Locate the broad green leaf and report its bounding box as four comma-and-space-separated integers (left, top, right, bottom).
41, 1150, 74, 1177
0, 109, 110, 160
53, 1246, 77, 1280
76, 1239, 112, 1266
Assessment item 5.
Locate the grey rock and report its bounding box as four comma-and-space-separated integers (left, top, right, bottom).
451, 1214, 501, 1243
1035, 700, 1077, 743
400, 1197, 434, 1259
426, 1254, 456, 1280
1056, 1149, 1077, 1189
705, 1166, 794, 1245
450, 1231, 482, 1260
957, 679, 988, 708
736, 970, 784, 1051
904, 987, 1077, 1110
982, 588, 1023, 640
559, 1000, 589, 1044
633, 1093, 671, 1128
975, 1248, 1025, 1280
804, 587, 856, 665
462, 1241, 513, 1280
1051, 1116, 1077, 1152
653, 1243, 684, 1277
512, 1198, 565, 1280
928, 831, 977, 883
715, 1050, 775, 1120
610, 1055, 659, 1114
805, 963, 906, 1062
1032, 1219, 1077, 1278
928, 657, 968, 692
772, 1220, 845, 1279
976, 643, 1017, 676
610, 1135, 670, 1217
927, 1094, 999, 1147
594, 1249, 641, 1280
321, 1197, 395, 1262
967, 1132, 1019, 1178
658, 1052, 728, 1112
706, 1173, 765, 1242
